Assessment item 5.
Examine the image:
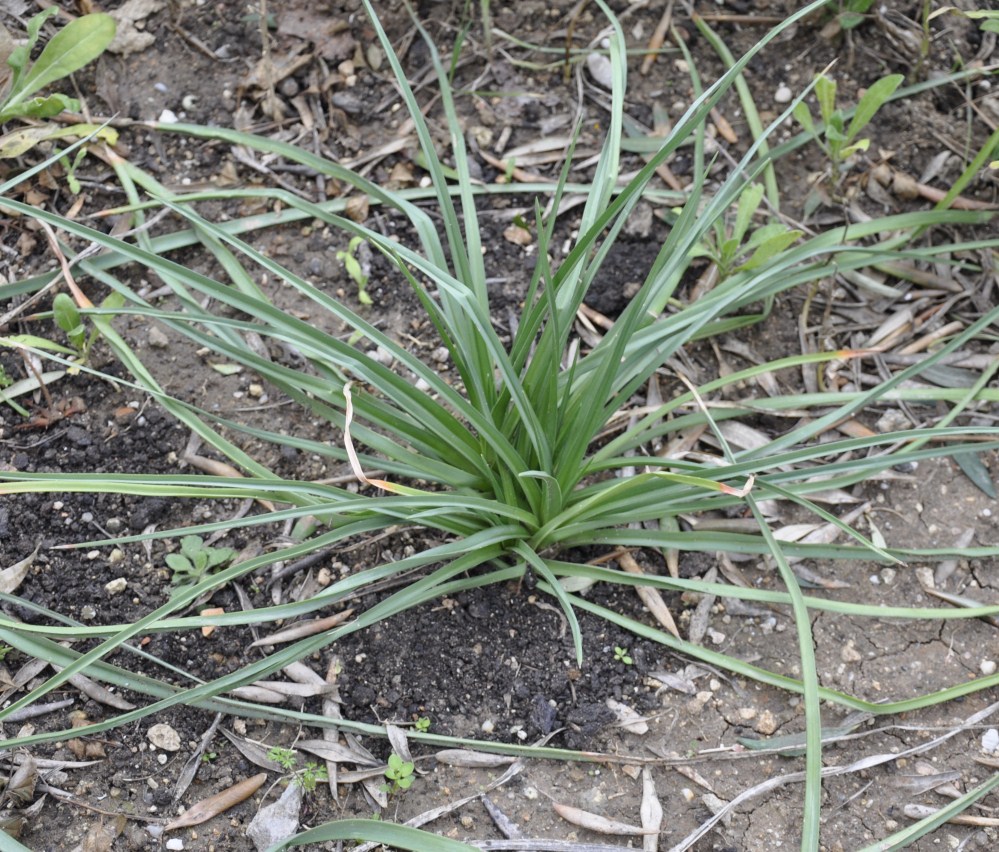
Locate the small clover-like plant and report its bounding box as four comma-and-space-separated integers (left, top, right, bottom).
794, 72, 903, 191
382, 752, 415, 795
613, 646, 633, 665
414, 716, 431, 733
165, 535, 237, 589
336, 236, 372, 305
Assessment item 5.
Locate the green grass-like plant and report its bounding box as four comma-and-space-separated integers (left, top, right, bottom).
1, 0, 999, 848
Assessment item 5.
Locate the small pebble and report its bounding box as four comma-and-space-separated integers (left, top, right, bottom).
756, 709, 778, 735
841, 640, 862, 663
147, 723, 182, 752
147, 326, 169, 348
166, 840, 184, 851
982, 728, 999, 753
481, 720, 494, 734
981, 660, 997, 676
104, 578, 127, 595
775, 83, 792, 104
158, 109, 179, 124
586, 52, 613, 89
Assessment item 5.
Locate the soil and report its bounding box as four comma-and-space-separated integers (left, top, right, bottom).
1, 0, 998, 850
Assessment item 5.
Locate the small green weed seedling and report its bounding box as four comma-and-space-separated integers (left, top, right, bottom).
613, 646, 633, 665
382, 752, 414, 795
0, 9, 117, 161
297, 761, 329, 793
689, 183, 802, 282
266, 746, 329, 792
831, 0, 875, 31
794, 72, 903, 192
165, 535, 237, 589
413, 716, 431, 733
51, 292, 125, 365
267, 746, 297, 771
336, 236, 372, 305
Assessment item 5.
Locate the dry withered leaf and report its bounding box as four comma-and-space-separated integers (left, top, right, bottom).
434, 749, 518, 768
553, 802, 658, 835
385, 724, 413, 765
165, 773, 266, 832
0, 547, 36, 594
640, 767, 663, 852
2, 755, 36, 807
218, 729, 285, 773
386, 161, 415, 188
293, 739, 379, 766
606, 698, 649, 735
81, 813, 126, 851
53, 667, 135, 711
345, 194, 370, 223
250, 611, 354, 648
502, 224, 533, 246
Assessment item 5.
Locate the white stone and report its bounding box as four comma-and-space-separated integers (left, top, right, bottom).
981, 660, 997, 676
586, 52, 613, 89
982, 728, 999, 753
147, 723, 182, 752
775, 84, 792, 104
104, 578, 127, 595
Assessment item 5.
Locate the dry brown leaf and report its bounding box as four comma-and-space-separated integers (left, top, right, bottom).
345, 194, 369, 223
434, 749, 518, 768
218, 730, 286, 772
387, 161, 415, 187
165, 773, 266, 832
903, 803, 999, 826
606, 698, 649, 735
385, 724, 413, 765
227, 685, 286, 703
247, 680, 333, 698
553, 802, 658, 835
182, 454, 276, 512
293, 739, 380, 766
0, 548, 36, 594
52, 666, 135, 711
2, 755, 36, 807
503, 224, 532, 246
640, 767, 663, 852
249, 611, 355, 648
618, 552, 679, 638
